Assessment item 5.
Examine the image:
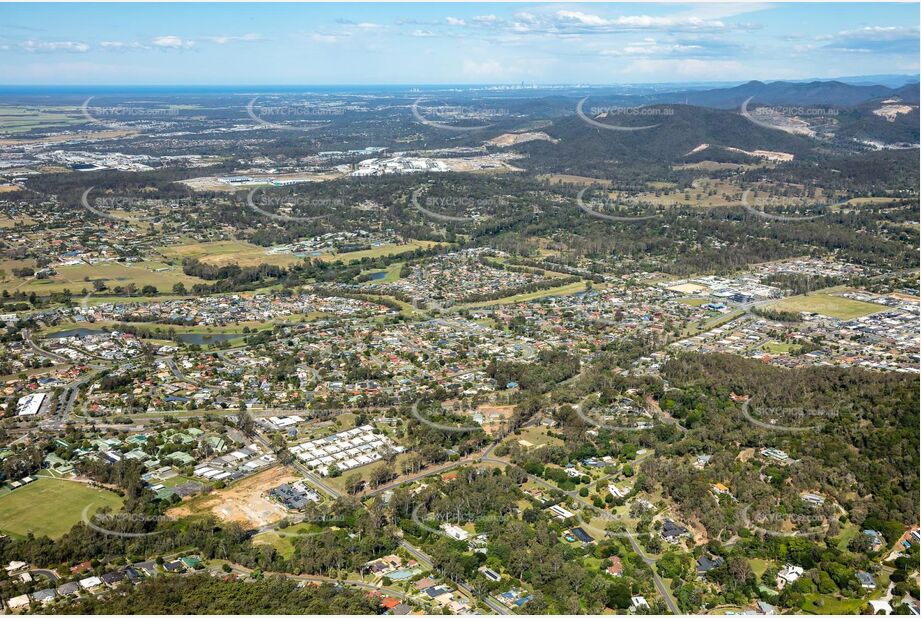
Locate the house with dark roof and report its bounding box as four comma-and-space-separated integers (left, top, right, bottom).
757, 600, 776, 615
55, 582, 79, 597
31, 588, 56, 605
133, 561, 157, 577
123, 565, 143, 583
696, 555, 724, 576
101, 571, 126, 587
570, 527, 595, 544
661, 519, 689, 543
856, 571, 876, 590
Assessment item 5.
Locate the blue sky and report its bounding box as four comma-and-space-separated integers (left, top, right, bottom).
0, 3, 918, 85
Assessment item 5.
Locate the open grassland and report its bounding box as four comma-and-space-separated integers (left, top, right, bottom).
608, 179, 838, 210
457, 279, 593, 309
0, 128, 137, 147
765, 293, 882, 319
507, 426, 564, 450
159, 240, 303, 268
319, 240, 443, 263
538, 174, 613, 187
253, 523, 329, 559
0, 105, 86, 134
800, 594, 866, 615
762, 341, 802, 354
0, 478, 124, 539
13, 261, 208, 295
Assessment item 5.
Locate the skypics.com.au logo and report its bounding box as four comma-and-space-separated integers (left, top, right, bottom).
576, 96, 673, 132
410, 100, 507, 133
246, 97, 340, 131
243, 189, 337, 223
81, 97, 180, 129
575, 187, 658, 222
80, 187, 157, 222
740, 399, 837, 433
410, 188, 508, 224
741, 188, 826, 222
740, 97, 839, 135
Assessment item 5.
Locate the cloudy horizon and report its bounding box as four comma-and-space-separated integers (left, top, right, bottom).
0, 2, 918, 85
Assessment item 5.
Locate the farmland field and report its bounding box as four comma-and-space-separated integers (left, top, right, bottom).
458, 279, 592, 309
319, 240, 443, 263
765, 293, 883, 319
0, 478, 124, 539
13, 260, 209, 295
158, 240, 303, 268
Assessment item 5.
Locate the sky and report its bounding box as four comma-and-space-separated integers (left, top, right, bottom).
0, 2, 918, 85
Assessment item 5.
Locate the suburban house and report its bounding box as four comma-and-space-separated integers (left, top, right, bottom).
776, 565, 804, 589
661, 519, 689, 543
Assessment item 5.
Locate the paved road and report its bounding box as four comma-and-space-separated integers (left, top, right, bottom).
482, 452, 679, 614
30, 568, 59, 583
23, 330, 72, 364
223, 563, 411, 600
398, 540, 510, 615
255, 425, 510, 614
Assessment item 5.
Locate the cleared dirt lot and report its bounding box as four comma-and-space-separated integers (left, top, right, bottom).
168, 465, 298, 528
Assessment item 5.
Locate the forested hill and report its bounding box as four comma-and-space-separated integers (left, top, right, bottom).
45, 574, 381, 614
518, 104, 816, 177
649, 80, 917, 108
661, 353, 920, 526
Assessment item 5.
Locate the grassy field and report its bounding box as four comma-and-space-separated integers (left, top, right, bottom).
159, 240, 303, 268
0, 478, 124, 539
12, 261, 208, 296
765, 293, 882, 319
800, 593, 866, 615
762, 341, 802, 354
0, 105, 86, 134
320, 240, 443, 263
677, 297, 710, 307
749, 557, 774, 579
364, 261, 405, 284
458, 280, 592, 309
252, 522, 327, 559
507, 426, 564, 450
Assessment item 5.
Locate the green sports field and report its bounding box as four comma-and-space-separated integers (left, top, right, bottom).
765, 293, 882, 320
0, 478, 124, 539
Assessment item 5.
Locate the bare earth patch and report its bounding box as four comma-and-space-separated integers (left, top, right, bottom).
167, 465, 298, 528
486, 131, 559, 147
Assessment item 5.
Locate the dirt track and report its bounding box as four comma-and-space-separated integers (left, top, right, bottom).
168, 465, 298, 528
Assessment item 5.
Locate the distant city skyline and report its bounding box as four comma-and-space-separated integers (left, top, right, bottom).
0, 2, 918, 85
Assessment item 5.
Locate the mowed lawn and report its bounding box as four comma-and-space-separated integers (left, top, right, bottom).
319, 240, 443, 263
0, 478, 123, 539
159, 240, 302, 268
766, 293, 882, 319
15, 261, 208, 295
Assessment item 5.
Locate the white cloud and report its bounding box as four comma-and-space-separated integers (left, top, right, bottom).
21, 40, 89, 53
473, 15, 499, 24
206, 33, 262, 44
556, 11, 727, 31
602, 38, 705, 57
621, 58, 745, 79
557, 11, 609, 27
152, 35, 194, 49
445, 17, 466, 27
100, 40, 146, 51
462, 58, 504, 78
411, 29, 435, 38
310, 33, 339, 44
